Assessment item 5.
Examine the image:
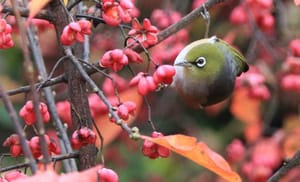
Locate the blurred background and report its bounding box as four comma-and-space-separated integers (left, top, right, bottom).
1, 0, 300, 181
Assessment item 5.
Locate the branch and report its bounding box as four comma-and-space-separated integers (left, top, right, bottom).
0, 85, 37, 173
10, 0, 51, 166
157, 0, 225, 43
2, 0, 226, 98
64, 48, 134, 135
0, 152, 79, 173
27, 24, 77, 172
267, 150, 300, 182
4, 74, 66, 97
1, 6, 52, 21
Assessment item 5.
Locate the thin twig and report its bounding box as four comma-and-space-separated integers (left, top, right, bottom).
64, 48, 134, 135
0, 152, 79, 173
0, 85, 37, 173
10, 0, 51, 166
67, 0, 82, 11
77, 59, 122, 104
27, 24, 77, 172
267, 150, 300, 182
36, 56, 68, 92
156, 0, 225, 45
1, 6, 52, 21
2, 0, 225, 99
4, 74, 66, 97
75, 14, 132, 29
143, 96, 156, 131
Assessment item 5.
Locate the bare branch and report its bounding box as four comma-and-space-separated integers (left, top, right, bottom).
0, 152, 79, 173
0, 85, 37, 173
267, 150, 300, 182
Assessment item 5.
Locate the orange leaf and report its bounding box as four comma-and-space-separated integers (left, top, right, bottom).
244, 122, 262, 144
141, 134, 241, 182
94, 88, 142, 147
230, 87, 261, 124
27, 0, 51, 23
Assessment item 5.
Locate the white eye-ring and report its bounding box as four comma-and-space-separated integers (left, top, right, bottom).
195, 57, 206, 68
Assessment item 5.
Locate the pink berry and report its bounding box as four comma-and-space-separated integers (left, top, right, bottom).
153, 65, 176, 85
102, 1, 122, 26
230, 6, 248, 25
127, 18, 158, 48
248, 85, 271, 101
100, 49, 129, 72
289, 39, 300, 57
56, 101, 72, 127
123, 48, 143, 64
4, 170, 27, 181
142, 131, 170, 159
226, 139, 245, 163
0, 18, 14, 49
19, 100, 50, 125
281, 74, 300, 92
98, 167, 119, 182
2, 134, 23, 157
157, 146, 170, 158
258, 14, 274, 32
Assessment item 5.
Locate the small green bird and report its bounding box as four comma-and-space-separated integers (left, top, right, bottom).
173, 35, 249, 108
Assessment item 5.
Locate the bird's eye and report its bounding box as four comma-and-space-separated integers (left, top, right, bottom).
194, 57, 206, 68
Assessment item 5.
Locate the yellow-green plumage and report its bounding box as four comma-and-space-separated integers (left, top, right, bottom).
173, 36, 248, 108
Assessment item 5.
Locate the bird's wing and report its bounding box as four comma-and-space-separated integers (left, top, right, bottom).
219, 39, 249, 76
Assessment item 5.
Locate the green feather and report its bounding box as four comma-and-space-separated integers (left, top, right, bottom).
173, 35, 249, 107
218, 38, 249, 76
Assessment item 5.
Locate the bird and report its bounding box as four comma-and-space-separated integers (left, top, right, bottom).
173, 35, 249, 108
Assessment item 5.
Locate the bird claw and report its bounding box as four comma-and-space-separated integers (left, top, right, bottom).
200, 4, 210, 38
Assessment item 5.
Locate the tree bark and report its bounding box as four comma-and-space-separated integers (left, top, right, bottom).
49, 0, 97, 170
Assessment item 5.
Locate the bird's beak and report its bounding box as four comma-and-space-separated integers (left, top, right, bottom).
174, 60, 192, 67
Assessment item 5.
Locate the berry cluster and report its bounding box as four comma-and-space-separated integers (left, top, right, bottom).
19, 100, 50, 125
226, 139, 245, 163
289, 39, 300, 57
129, 65, 176, 96
116, 101, 136, 121
71, 127, 97, 149
127, 18, 159, 48
150, 9, 181, 29
142, 131, 170, 159
242, 138, 281, 181
29, 134, 60, 158
0, 18, 14, 49
99, 48, 142, 72
60, 20, 92, 46
3, 134, 60, 159
98, 167, 119, 182
236, 67, 270, 101
101, 0, 139, 27
2, 134, 22, 157
230, 0, 274, 32
280, 39, 300, 93
150, 29, 188, 65
0, 170, 27, 182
